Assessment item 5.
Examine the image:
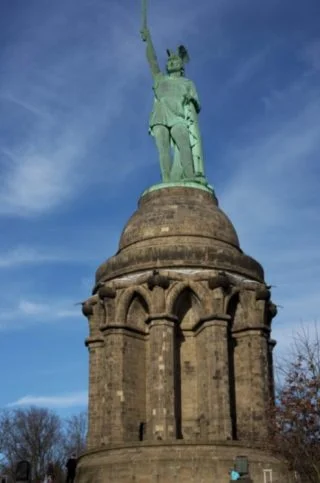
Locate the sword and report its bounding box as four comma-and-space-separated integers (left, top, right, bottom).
141, 0, 148, 31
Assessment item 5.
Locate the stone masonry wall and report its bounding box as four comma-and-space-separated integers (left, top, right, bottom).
122, 331, 146, 442
83, 269, 277, 450
76, 442, 293, 483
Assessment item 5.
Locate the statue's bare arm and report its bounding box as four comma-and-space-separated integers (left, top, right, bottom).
141, 27, 161, 77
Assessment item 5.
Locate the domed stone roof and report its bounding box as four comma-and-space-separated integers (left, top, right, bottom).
119, 187, 239, 250
95, 186, 264, 284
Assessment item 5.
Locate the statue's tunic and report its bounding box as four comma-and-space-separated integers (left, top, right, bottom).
149, 73, 200, 132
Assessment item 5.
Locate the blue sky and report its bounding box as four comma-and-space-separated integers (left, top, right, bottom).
0, 0, 319, 415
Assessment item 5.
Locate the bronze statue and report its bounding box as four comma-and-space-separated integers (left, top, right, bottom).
140, 0, 206, 184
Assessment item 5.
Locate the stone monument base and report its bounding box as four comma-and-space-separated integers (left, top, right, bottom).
76, 441, 292, 483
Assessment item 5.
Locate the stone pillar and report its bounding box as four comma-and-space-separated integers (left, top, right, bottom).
146, 314, 176, 440
197, 314, 232, 440
97, 286, 118, 445
86, 335, 105, 449
233, 329, 269, 441
102, 328, 126, 444
83, 300, 105, 450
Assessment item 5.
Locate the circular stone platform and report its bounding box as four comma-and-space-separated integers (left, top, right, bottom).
76, 441, 292, 483
95, 186, 264, 286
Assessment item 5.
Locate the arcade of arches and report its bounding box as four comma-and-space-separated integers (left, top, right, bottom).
83, 272, 276, 448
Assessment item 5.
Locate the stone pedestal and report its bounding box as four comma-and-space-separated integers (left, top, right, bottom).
76, 442, 291, 483
77, 186, 291, 483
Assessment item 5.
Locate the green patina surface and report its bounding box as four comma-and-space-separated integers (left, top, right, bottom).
141, 0, 211, 188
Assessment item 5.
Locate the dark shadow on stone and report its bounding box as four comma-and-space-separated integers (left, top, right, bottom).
139, 422, 145, 441
174, 323, 184, 439
227, 293, 239, 440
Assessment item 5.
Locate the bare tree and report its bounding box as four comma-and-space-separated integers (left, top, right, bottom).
63, 411, 87, 458
269, 323, 320, 483
0, 406, 64, 481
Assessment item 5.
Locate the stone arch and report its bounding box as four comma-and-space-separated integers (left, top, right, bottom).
126, 294, 149, 333
166, 281, 207, 319
172, 288, 201, 331
225, 288, 240, 316
168, 284, 202, 440
115, 287, 150, 442
116, 286, 152, 323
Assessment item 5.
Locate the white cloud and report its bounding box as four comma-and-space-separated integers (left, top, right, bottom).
17, 299, 80, 319
0, 145, 83, 216
0, 247, 61, 268
0, 298, 81, 331
18, 300, 49, 316
7, 391, 88, 409
0, 246, 97, 268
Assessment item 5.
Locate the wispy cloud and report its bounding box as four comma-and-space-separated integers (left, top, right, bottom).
0, 142, 82, 216
220, 84, 320, 241
0, 93, 52, 120
8, 391, 88, 409
0, 298, 80, 331
17, 299, 79, 319
0, 8, 137, 216
216, 46, 320, 358
0, 0, 220, 218
0, 246, 97, 268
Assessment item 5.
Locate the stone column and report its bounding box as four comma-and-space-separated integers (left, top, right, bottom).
83, 300, 105, 449
101, 328, 126, 444
233, 328, 269, 441
146, 314, 177, 440
97, 286, 119, 445
85, 335, 105, 449
196, 314, 232, 440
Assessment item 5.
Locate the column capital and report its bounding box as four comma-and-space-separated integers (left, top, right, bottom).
146, 313, 178, 325
268, 338, 277, 349
194, 313, 231, 333
100, 324, 146, 338
98, 285, 117, 300
232, 326, 270, 338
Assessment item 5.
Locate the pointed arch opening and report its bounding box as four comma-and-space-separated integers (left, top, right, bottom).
124, 292, 148, 441
172, 288, 201, 440
126, 292, 149, 333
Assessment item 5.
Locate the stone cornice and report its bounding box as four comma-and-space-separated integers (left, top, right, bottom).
232, 326, 271, 337
85, 336, 104, 347
100, 324, 146, 337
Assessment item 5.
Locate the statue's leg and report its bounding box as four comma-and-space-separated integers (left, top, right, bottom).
171, 124, 194, 179
152, 125, 171, 182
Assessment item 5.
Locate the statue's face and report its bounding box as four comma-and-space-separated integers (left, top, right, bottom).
166, 55, 183, 74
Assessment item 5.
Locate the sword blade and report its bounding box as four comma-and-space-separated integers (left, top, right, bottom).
141, 0, 148, 29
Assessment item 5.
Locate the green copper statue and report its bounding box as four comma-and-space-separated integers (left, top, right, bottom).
140, 0, 206, 184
